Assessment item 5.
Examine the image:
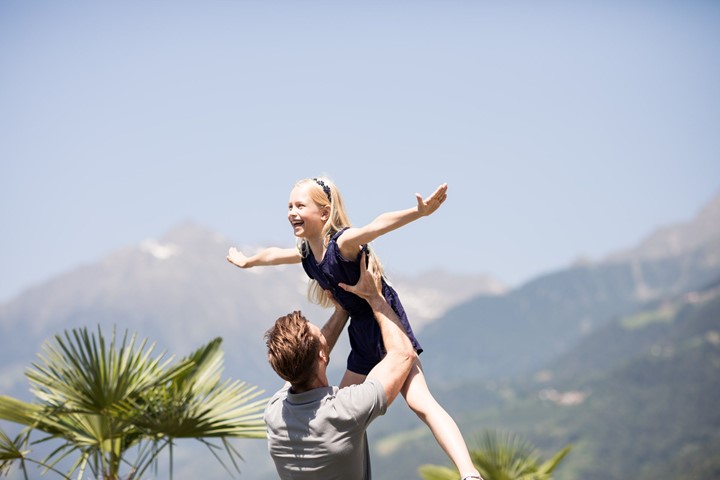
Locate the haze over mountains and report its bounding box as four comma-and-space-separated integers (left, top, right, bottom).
0, 222, 502, 397
1, 190, 718, 479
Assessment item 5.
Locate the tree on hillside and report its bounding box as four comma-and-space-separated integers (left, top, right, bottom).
0, 326, 267, 479
418, 430, 571, 480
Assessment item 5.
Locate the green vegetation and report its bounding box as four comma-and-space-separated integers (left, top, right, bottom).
0, 326, 267, 480
369, 283, 720, 480
418, 430, 571, 480
620, 303, 676, 330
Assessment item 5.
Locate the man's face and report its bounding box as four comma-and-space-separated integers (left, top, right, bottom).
308, 323, 330, 364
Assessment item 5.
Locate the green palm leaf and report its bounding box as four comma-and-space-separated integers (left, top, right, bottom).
122, 337, 267, 439
26, 326, 191, 414
418, 430, 572, 480
0, 428, 29, 475
1, 325, 268, 479
416, 464, 460, 480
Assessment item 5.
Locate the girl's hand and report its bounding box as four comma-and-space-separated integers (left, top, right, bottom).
416, 182, 448, 217
227, 247, 249, 268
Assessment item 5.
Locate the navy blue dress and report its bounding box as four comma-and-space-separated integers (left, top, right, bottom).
301, 228, 423, 375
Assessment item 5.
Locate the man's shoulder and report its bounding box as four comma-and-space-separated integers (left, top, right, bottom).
264, 384, 290, 414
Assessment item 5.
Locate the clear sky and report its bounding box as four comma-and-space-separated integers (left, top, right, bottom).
1, 1, 719, 302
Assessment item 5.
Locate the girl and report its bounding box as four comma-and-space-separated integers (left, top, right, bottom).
227, 177, 482, 480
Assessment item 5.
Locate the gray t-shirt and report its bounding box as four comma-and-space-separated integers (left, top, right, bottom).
264, 378, 388, 479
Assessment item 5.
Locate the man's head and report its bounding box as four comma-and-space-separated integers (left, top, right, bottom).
265, 311, 329, 389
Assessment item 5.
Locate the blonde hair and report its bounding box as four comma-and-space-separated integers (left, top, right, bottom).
295, 176, 385, 307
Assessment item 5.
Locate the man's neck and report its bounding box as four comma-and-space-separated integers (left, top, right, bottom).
290, 375, 328, 394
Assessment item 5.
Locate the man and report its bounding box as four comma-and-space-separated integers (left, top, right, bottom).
263, 252, 417, 479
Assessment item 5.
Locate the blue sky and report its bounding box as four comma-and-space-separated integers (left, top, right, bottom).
1, 1, 719, 302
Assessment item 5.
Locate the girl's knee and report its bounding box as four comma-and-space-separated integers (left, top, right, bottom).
406, 394, 441, 419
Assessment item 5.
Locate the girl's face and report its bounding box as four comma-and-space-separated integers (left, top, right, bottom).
288, 184, 327, 239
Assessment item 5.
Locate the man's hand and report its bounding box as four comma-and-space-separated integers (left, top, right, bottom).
338, 252, 383, 303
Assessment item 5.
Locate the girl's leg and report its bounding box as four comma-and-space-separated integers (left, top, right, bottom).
402, 358, 480, 479
339, 369, 367, 388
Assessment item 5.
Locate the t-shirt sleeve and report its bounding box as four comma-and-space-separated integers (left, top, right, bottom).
336, 378, 388, 428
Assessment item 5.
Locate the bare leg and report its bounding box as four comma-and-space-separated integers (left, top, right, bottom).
401, 359, 480, 479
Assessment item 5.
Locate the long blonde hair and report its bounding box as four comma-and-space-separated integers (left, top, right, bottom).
295, 176, 385, 307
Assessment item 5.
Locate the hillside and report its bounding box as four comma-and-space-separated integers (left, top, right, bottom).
1, 191, 718, 480
0, 222, 499, 400
369, 272, 720, 480
420, 235, 720, 384
0, 222, 500, 480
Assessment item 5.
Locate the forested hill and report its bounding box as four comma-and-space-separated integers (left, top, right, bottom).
366, 191, 720, 480
370, 272, 720, 480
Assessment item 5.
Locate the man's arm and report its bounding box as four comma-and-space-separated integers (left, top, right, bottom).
339, 253, 417, 406
321, 294, 349, 353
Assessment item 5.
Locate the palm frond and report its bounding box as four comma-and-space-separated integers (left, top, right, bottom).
125, 337, 268, 439
536, 445, 572, 476
0, 428, 29, 475
418, 429, 572, 480
417, 463, 460, 480
2, 326, 267, 479
26, 326, 192, 415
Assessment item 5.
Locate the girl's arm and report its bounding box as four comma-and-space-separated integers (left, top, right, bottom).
337, 183, 448, 259
227, 246, 301, 268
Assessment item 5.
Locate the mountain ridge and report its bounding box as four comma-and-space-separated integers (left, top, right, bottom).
1, 191, 718, 480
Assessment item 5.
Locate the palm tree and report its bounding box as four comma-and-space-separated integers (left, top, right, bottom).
0, 326, 267, 479
418, 430, 571, 480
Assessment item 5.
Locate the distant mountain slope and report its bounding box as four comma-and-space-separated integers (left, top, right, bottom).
0, 222, 503, 480
607, 188, 720, 261
364, 192, 720, 479
532, 279, 720, 480
419, 191, 720, 384
0, 222, 500, 398
369, 276, 720, 480
420, 239, 720, 383
2, 192, 718, 480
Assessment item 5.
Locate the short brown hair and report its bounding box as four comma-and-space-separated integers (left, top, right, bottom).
265, 311, 320, 387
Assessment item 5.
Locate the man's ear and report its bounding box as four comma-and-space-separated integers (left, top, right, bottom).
319, 348, 329, 364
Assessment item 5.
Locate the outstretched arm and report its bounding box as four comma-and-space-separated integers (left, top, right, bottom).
337, 183, 448, 259
226, 246, 301, 268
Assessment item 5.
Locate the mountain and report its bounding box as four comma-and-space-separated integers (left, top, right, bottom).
364, 192, 720, 479
419, 192, 720, 384
1, 191, 718, 480
539, 280, 720, 480
0, 222, 500, 398
371, 277, 720, 480
0, 222, 502, 479
607, 188, 720, 262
